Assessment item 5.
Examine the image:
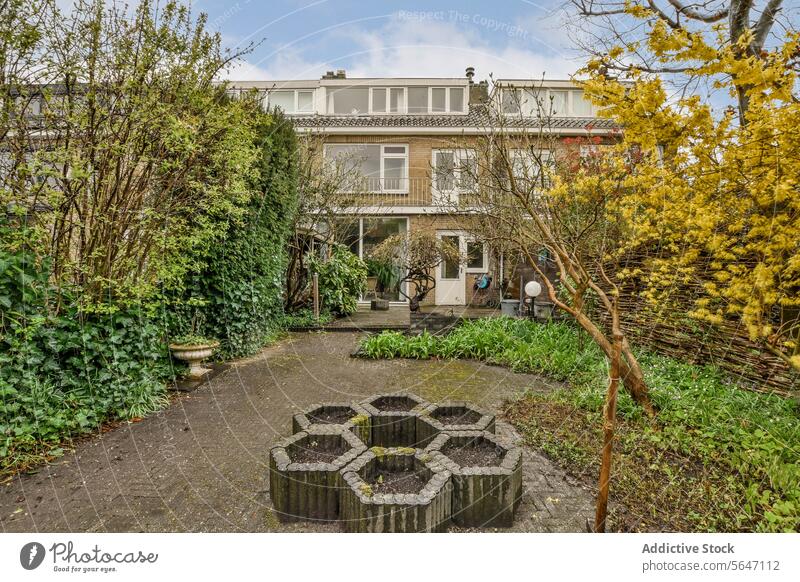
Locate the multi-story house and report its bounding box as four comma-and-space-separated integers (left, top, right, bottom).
230, 68, 617, 308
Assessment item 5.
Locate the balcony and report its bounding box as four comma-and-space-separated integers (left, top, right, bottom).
335, 176, 430, 208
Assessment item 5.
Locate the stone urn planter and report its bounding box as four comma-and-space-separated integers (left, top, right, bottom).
340, 447, 452, 532
426, 431, 522, 528
360, 392, 429, 447
168, 339, 220, 380
416, 401, 495, 447
292, 402, 372, 446
269, 426, 366, 522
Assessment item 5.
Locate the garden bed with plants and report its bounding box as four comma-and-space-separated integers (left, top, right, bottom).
359, 317, 800, 532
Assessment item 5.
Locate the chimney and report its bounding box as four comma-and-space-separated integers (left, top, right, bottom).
470, 80, 489, 104
322, 69, 347, 79
465, 66, 475, 85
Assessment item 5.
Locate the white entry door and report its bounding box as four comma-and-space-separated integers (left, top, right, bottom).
435, 231, 466, 305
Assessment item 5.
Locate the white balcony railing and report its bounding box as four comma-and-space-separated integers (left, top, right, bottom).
337, 176, 431, 206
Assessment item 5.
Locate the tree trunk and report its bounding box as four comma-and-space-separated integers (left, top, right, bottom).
573, 311, 655, 415
594, 330, 622, 532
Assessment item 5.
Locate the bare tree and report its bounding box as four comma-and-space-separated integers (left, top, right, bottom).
440, 89, 655, 414
284, 133, 381, 310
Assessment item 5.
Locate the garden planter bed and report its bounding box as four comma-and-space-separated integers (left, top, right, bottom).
339, 447, 452, 532
417, 402, 495, 447
292, 402, 372, 446
269, 426, 366, 522
361, 392, 428, 447
427, 431, 522, 528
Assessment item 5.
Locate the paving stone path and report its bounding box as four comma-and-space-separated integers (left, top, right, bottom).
0, 332, 595, 532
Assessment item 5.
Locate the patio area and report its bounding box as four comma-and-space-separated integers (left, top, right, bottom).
0, 331, 594, 533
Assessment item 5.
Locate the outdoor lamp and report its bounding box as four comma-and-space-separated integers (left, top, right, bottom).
524, 280, 542, 319
524, 281, 542, 298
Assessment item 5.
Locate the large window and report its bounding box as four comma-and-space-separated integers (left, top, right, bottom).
328, 87, 369, 115
509, 149, 554, 190
360, 86, 465, 114
501, 88, 595, 117
334, 217, 409, 301
325, 144, 408, 192
432, 149, 476, 192
266, 89, 314, 114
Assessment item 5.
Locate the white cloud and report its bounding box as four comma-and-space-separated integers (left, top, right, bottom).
225, 11, 581, 82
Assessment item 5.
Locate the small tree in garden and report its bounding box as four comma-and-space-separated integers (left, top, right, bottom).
284, 134, 377, 311
307, 244, 367, 315
446, 102, 656, 414
370, 231, 462, 311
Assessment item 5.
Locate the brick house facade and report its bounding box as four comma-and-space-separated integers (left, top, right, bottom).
230, 69, 617, 307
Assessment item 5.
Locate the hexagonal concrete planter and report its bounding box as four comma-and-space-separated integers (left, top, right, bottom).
360, 392, 428, 447
427, 431, 522, 528
340, 447, 452, 532
292, 402, 372, 446
416, 401, 495, 447
269, 426, 366, 522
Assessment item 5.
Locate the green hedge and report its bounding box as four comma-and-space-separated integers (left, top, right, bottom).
167, 111, 299, 359
0, 225, 170, 471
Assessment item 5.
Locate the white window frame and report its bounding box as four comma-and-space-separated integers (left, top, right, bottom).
509, 148, 554, 190
296, 90, 315, 113
348, 216, 410, 303
501, 87, 596, 117
465, 237, 489, 274
323, 144, 409, 193
428, 87, 465, 114
379, 145, 409, 193
265, 89, 316, 114
369, 87, 407, 114
431, 149, 476, 193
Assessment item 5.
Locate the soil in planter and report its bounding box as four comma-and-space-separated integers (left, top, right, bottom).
431, 408, 482, 425
289, 440, 347, 464
372, 396, 416, 412
442, 440, 504, 467
308, 407, 356, 424
368, 468, 428, 494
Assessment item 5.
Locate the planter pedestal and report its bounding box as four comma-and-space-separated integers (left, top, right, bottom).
169, 342, 219, 380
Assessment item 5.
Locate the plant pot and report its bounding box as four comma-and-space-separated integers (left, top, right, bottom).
360, 392, 429, 447
270, 426, 366, 522
340, 447, 452, 532
426, 431, 522, 528
292, 402, 372, 446
416, 401, 495, 447
169, 341, 219, 380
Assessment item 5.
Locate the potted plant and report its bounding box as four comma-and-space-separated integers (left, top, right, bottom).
168, 297, 218, 379
169, 334, 220, 379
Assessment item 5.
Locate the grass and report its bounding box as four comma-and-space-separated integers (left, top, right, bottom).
359, 317, 800, 532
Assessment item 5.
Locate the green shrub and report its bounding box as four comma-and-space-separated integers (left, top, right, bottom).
166, 111, 299, 359
0, 226, 170, 473
308, 244, 367, 315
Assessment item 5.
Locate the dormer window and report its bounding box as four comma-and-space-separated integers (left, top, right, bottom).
342, 86, 468, 114
266, 89, 315, 114
328, 87, 370, 115
501, 87, 596, 117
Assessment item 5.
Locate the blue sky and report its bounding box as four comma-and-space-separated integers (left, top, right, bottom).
193, 0, 581, 82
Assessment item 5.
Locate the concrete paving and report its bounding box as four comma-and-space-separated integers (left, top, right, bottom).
0, 332, 595, 532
